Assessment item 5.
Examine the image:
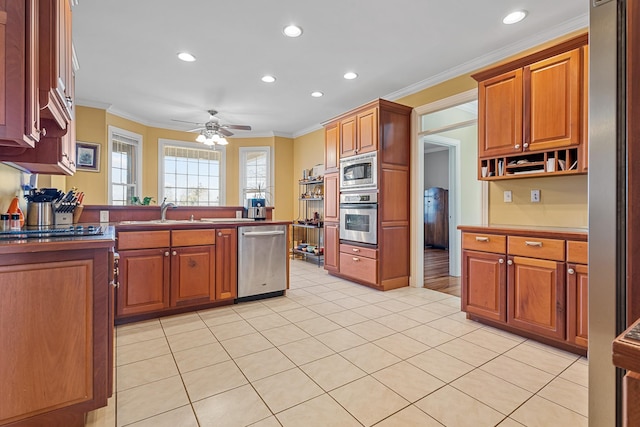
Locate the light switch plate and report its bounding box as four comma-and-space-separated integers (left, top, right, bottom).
531, 189, 541, 203
99, 210, 109, 222
504, 191, 512, 203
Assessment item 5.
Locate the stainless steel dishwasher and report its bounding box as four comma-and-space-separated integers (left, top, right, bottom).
237, 224, 287, 300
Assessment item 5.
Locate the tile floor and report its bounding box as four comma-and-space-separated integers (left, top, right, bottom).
86, 259, 588, 427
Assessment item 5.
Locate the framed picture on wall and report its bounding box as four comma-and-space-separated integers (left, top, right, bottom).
76, 141, 100, 172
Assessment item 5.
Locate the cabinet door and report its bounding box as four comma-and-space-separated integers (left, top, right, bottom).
325, 123, 339, 173
567, 263, 588, 348
462, 250, 507, 322
357, 107, 378, 154
171, 245, 215, 307
525, 48, 581, 152
324, 173, 339, 222
339, 116, 357, 157
478, 69, 523, 158
215, 228, 237, 300
117, 248, 170, 317
507, 256, 565, 340
324, 222, 340, 273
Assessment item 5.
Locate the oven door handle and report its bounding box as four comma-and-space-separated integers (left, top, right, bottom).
339, 203, 378, 209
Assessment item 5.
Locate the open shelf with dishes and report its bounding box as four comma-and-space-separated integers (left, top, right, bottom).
292, 178, 324, 266
478, 147, 584, 180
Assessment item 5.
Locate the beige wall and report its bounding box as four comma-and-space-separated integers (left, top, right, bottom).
292, 129, 324, 220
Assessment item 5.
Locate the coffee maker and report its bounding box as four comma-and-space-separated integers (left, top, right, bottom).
245, 198, 266, 220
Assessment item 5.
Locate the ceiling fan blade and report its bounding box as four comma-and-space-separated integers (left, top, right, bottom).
218, 128, 234, 137
222, 124, 252, 131
187, 126, 204, 133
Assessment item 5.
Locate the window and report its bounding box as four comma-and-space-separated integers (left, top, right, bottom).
159, 139, 225, 206
108, 127, 142, 205
239, 147, 272, 203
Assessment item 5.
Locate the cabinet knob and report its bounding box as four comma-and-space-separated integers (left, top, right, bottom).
218, 232, 222, 236
66, 96, 73, 107
62, 153, 69, 159
164, 251, 169, 257
507, 259, 513, 265
40, 127, 47, 136
352, 257, 360, 262
523, 143, 529, 149
172, 251, 177, 256
499, 258, 504, 264
568, 268, 575, 275
514, 144, 521, 149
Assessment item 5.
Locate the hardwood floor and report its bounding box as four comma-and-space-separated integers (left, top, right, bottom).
424, 248, 460, 297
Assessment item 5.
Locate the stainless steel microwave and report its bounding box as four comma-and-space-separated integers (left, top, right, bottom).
339, 152, 377, 190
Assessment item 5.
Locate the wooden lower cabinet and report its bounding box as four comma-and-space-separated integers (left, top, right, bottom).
171, 245, 215, 306
567, 263, 589, 348
323, 222, 339, 273
339, 243, 378, 285
117, 248, 170, 317
215, 228, 237, 301
462, 250, 506, 322
507, 256, 566, 341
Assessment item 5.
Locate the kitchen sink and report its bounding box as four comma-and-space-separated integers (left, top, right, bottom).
118, 219, 205, 225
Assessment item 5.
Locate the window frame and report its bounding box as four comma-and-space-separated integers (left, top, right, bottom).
238, 146, 273, 205
107, 126, 142, 205
157, 138, 226, 206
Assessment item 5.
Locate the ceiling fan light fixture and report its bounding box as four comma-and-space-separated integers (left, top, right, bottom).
261, 75, 276, 83
177, 52, 196, 62
343, 72, 358, 80
195, 132, 207, 143
503, 10, 527, 25
283, 25, 303, 38
311, 91, 324, 97
217, 136, 229, 145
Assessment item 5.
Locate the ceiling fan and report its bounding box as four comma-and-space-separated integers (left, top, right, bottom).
173, 109, 252, 145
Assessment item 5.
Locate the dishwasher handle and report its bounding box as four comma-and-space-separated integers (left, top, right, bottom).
242, 230, 285, 237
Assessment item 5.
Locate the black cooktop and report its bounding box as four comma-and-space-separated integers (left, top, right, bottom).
0, 225, 105, 240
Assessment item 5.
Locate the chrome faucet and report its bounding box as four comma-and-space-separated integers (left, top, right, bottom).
160, 197, 176, 222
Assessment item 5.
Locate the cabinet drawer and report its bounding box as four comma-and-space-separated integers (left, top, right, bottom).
172, 229, 216, 247
340, 243, 377, 259
567, 241, 588, 264
508, 236, 565, 261
462, 233, 506, 254
339, 252, 377, 284
118, 231, 170, 250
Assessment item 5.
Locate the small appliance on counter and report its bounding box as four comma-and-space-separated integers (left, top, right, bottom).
24, 188, 85, 227
245, 198, 266, 220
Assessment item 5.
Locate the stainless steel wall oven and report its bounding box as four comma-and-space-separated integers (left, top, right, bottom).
339, 193, 377, 245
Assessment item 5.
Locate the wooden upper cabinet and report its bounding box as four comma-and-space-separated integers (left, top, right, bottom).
478, 69, 523, 158
525, 48, 582, 152
324, 122, 339, 173
339, 116, 357, 157
0, 0, 40, 148
356, 107, 378, 155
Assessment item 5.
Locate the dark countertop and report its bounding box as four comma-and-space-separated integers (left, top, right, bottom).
458, 224, 588, 241
0, 225, 116, 254
115, 219, 292, 231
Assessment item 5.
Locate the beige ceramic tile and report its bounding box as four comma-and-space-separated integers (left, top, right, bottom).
252, 368, 324, 413
126, 405, 199, 427
278, 306, 320, 322
451, 369, 532, 415
407, 349, 474, 383
220, 332, 274, 358
295, 316, 342, 335
208, 319, 257, 341
330, 376, 409, 426
347, 320, 396, 341
394, 295, 435, 307
504, 343, 576, 375
117, 337, 171, 366
85, 395, 115, 427
276, 394, 361, 427
234, 347, 296, 381
415, 385, 504, 427
340, 342, 401, 374
181, 360, 247, 402
374, 313, 422, 332
510, 395, 588, 427
373, 333, 430, 359
260, 323, 310, 346
300, 354, 366, 391
315, 290, 350, 301
116, 354, 178, 392
559, 360, 589, 387
278, 336, 334, 365
116, 318, 161, 333
165, 327, 217, 353
422, 301, 460, 316
374, 405, 442, 427
538, 377, 588, 416
480, 355, 555, 393
356, 292, 391, 305
350, 304, 394, 319
248, 416, 282, 427
246, 312, 291, 331
234, 303, 275, 319
496, 418, 526, 427
200, 310, 244, 327
325, 310, 369, 327
374, 299, 415, 313
308, 301, 347, 315
402, 324, 456, 347
192, 384, 272, 427
172, 342, 230, 373
460, 328, 521, 353
116, 376, 189, 427
116, 323, 165, 347
315, 328, 367, 352
261, 296, 303, 312
160, 313, 207, 336
372, 361, 445, 402
436, 338, 499, 367
426, 317, 481, 336
333, 296, 370, 309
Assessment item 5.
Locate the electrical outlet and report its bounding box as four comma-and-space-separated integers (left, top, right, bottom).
99, 210, 109, 222
235, 210, 242, 218
504, 191, 512, 203
531, 189, 541, 203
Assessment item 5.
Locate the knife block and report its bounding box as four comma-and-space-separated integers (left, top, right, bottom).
54, 211, 73, 226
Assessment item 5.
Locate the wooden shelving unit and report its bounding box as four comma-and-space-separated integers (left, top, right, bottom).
479, 147, 583, 180
292, 178, 324, 266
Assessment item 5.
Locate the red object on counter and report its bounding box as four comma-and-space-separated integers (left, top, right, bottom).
7, 196, 24, 228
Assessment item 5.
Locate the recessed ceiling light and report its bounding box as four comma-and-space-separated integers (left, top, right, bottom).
283, 25, 303, 38
311, 91, 323, 97
502, 10, 528, 25
261, 75, 276, 83
343, 72, 358, 80
177, 52, 196, 62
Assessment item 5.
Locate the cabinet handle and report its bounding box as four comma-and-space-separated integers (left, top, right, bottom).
352, 248, 360, 252
164, 251, 169, 257
525, 241, 543, 247
507, 259, 513, 265
62, 153, 69, 159
475, 236, 489, 242
523, 143, 529, 149
110, 280, 119, 288
172, 251, 177, 256
352, 257, 360, 262
40, 127, 47, 136
514, 144, 521, 149
65, 96, 73, 106
499, 258, 504, 264
218, 232, 222, 236
568, 268, 575, 275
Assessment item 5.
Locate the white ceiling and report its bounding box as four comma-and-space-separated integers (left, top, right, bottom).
72, 1, 588, 139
